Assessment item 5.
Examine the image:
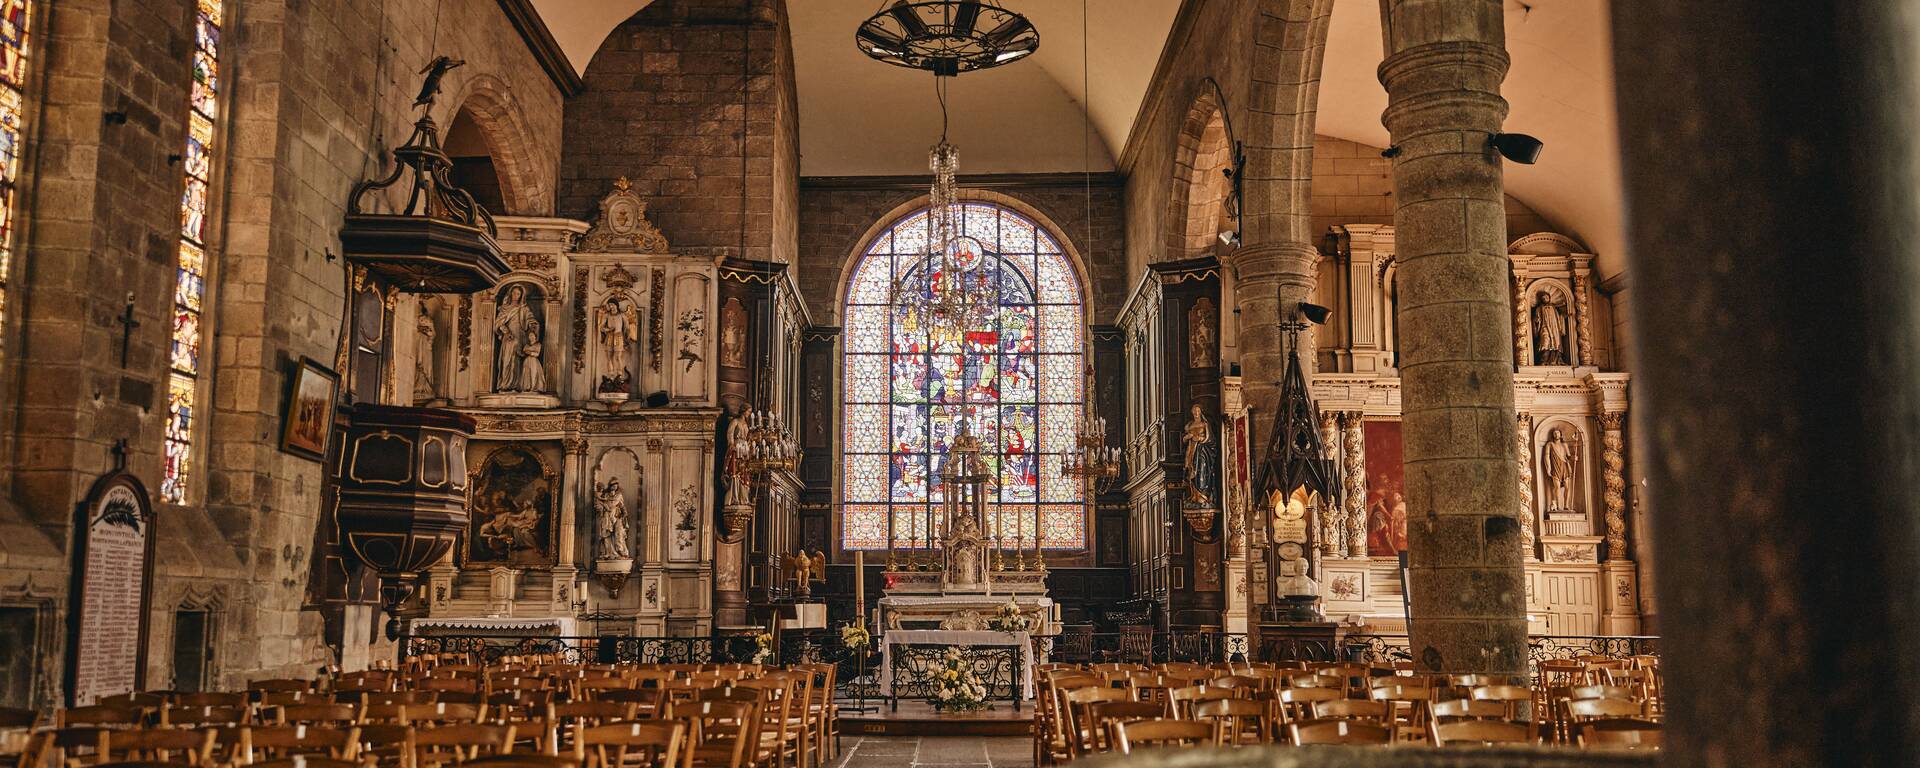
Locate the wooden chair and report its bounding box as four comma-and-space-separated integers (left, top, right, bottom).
1062, 686, 1128, 758
1370, 684, 1434, 743
1579, 721, 1663, 751
269, 705, 359, 727
739, 674, 804, 768
1431, 720, 1533, 747
248, 680, 314, 694
1276, 687, 1342, 733
1567, 698, 1645, 724
1192, 698, 1268, 746
1085, 702, 1165, 753
664, 700, 760, 768
1168, 686, 1235, 720
1569, 685, 1634, 702
1469, 685, 1532, 721
172, 693, 249, 709
572, 722, 683, 768
160, 706, 250, 728
98, 728, 218, 766
1113, 719, 1215, 753
363, 692, 438, 708
398, 703, 486, 725
1432, 699, 1510, 721
1113, 626, 1153, 665
97, 693, 167, 711
57, 706, 144, 729
413, 723, 517, 768
248, 759, 366, 768
1312, 699, 1390, 725
795, 663, 836, 765
239, 725, 364, 762
465, 756, 584, 768
351, 723, 413, 768
1206, 675, 1261, 693
1290, 719, 1391, 745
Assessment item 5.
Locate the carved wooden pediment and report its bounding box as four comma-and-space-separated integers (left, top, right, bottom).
579, 177, 670, 253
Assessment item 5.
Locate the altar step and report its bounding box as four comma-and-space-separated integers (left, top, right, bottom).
432, 570, 557, 618
838, 700, 1033, 737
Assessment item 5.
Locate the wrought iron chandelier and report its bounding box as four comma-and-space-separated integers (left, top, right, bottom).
856, 1, 1039, 76
739, 406, 800, 485
1062, 412, 1121, 493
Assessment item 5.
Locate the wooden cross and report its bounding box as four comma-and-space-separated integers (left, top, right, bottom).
115, 292, 139, 368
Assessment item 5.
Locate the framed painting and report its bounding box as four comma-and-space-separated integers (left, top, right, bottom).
281, 357, 340, 461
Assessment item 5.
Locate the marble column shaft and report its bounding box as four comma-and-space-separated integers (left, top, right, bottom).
1230, 242, 1320, 434
1515, 413, 1536, 559
1319, 409, 1346, 557
1598, 412, 1627, 560
1341, 412, 1368, 556
1379, 0, 1526, 676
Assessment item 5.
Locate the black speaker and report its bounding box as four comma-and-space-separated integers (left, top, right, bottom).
644, 391, 670, 407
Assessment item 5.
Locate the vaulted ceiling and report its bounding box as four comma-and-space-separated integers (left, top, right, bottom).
527, 0, 1624, 274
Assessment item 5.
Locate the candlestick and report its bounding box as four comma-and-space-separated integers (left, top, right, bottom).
855, 551, 866, 620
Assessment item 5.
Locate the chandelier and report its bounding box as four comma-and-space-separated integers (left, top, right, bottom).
856, 1, 1039, 76
1061, 411, 1121, 493
739, 407, 800, 485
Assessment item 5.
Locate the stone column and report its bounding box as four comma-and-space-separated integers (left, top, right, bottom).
1230, 243, 1320, 432
1318, 409, 1346, 557
1613, 0, 1920, 762
1341, 412, 1368, 556
557, 437, 587, 613
1512, 274, 1530, 366
1378, 0, 1526, 675
1572, 271, 1594, 367
1515, 413, 1536, 560
1597, 412, 1627, 561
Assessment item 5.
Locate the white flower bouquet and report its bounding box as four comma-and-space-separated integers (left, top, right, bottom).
931, 647, 990, 711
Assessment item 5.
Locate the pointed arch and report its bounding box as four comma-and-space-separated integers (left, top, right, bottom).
445, 74, 552, 216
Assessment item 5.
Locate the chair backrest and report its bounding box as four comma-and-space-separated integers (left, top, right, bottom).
400, 703, 486, 725
1118, 626, 1153, 664
250, 758, 367, 768
1063, 687, 1130, 757
363, 691, 439, 707
57, 706, 144, 729
413, 722, 518, 765
547, 701, 634, 727
268, 704, 359, 726
0, 706, 35, 729
97, 693, 167, 710
1113, 719, 1215, 753
102, 727, 217, 766
1087, 701, 1167, 751
1570, 685, 1634, 701
461, 755, 583, 768
664, 700, 760, 768
1432, 719, 1533, 747
1431, 699, 1509, 720
249, 679, 314, 694
173, 693, 249, 709
1291, 719, 1391, 745
573, 721, 683, 768
1579, 720, 1663, 750
1313, 699, 1390, 723
1192, 698, 1268, 746
352, 723, 414, 765
243, 725, 363, 761
1568, 698, 1644, 720
161, 705, 250, 727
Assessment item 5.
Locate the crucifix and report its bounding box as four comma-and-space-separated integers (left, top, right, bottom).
115, 292, 139, 368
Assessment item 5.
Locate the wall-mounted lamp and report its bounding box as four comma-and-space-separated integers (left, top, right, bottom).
1488, 132, 1544, 164
1218, 230, 1240, 247
1203, 76, 1245, 247
1380, 145, 1402, 159
1297, 302, 1331, 325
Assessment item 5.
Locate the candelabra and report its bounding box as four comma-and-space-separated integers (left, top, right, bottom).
1061, 412, 1122, 493
740, 407, 800, 485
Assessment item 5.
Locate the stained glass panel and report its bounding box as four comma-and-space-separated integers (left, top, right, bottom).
1039, 504, 1083, 549
841, 202, 1086, 550
164, 0, 221, 503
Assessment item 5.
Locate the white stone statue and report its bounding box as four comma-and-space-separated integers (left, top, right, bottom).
594, 476, 631, 562
1534, 289, 1569, 366
494, 285, 546, 392
1543, 427, 1577, 512
597, 294, 639, 390
412, 302, 436, 405
947, 514, 983, 588
1273, 541, 1319, 597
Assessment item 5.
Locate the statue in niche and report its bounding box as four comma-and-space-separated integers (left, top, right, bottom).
493, 284, 547, 392
1182, 404, 1220, 509
1533, 288, 1570, 366
593, 475, 631, 562
412, 301, 437, 405
947, 513, 983, 588
1273, 541, 1318, 597
722, 403, 754, 508
1189, 297, 1217, 369
596, 294, 640, 393
721, 298, 747, 368
1543, 427, 1579, 512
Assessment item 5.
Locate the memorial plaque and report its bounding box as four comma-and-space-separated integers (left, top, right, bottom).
66, 470, 154, 706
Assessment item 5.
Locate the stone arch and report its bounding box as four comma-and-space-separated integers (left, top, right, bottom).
1165, 89, 1235, 261
445, 74, 551, 216
1242, 0, 1337, 247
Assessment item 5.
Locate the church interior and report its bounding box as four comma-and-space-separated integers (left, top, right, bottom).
0, 0, 1906, 765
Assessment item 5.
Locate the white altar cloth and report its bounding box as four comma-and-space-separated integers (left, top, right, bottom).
879, 629, 1038, 701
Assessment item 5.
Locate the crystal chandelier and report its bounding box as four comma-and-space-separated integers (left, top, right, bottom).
740, 407, 800, 485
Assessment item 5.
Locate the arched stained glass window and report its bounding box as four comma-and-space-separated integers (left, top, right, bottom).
162, 0, 222, 504
840, 202, 1086, 551
0, 0, 37, 331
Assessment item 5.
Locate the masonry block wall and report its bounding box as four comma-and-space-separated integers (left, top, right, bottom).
560, 0, 802, 266
0, 0, 564, 705
794, 179, 1129, 324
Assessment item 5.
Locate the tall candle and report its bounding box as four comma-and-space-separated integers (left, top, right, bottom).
855, 551, 866, 622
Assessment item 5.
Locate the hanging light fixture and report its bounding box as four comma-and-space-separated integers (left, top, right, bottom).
738, 7, 798, 491
1059, 0, 1119, 498
856, 1, 1039, 76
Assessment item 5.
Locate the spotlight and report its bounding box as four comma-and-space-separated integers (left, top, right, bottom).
1380, 145, 1401, 159
1297, 302, 1331, 326
1218, 230, 1240, 247
1488, 133, 1543, 164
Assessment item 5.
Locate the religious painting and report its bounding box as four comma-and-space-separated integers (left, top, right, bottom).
279, 357, 338, 461
720, 297, 747, 368
492, 283, 548, 393
1188, 297, 1217, 368
467, 446, 556, 566
1363, 419, 1407, 556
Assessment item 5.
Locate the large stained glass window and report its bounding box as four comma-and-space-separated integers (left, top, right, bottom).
841, 202, 1086, 551
163, 0, 221, 503
0, 0, 35, 327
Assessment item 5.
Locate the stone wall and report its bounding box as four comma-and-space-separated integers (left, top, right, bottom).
793, 178, 1128, 325
559, 0, 801, 268
0, 0, 565, 705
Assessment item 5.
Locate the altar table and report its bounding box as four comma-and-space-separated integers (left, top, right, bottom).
879, 629, 1039, 707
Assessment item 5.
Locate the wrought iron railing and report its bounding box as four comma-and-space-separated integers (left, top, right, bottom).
1337, 634, 1660, 678
399, 634, 763, 666
1033, 629, 1247, 665
885, 644, 1022, 711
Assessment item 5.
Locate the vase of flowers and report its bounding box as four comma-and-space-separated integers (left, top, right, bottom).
931, 647, 989, 711
986, 598, 1029, 633
841, 622, 871, 654
751, 631, 774, 665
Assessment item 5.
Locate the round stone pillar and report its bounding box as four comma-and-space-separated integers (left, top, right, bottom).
1377, 0, 1526, 676
1229, 241, 1318, 424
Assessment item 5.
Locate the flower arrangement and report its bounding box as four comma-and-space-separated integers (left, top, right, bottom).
931, 648, 989, 711
985, 598, 1029, 633
751, 631, 774, 665
840, 622, 871, 653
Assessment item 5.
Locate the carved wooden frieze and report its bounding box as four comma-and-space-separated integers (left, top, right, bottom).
458, 295, 472, 372
578, 177, 670, 254
649, 271, 665, 372
572, 268, 588, 373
